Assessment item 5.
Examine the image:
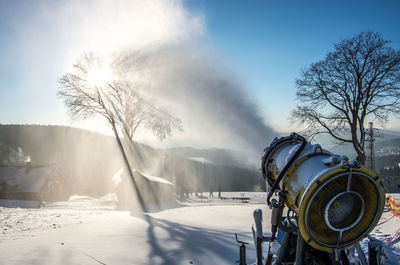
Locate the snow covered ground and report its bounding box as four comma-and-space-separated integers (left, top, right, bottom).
0, 192, 399, 264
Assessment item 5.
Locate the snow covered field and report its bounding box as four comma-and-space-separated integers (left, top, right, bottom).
0, 193, 399, 264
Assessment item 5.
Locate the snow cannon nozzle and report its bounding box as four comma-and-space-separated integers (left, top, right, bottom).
256, 133, 386, 264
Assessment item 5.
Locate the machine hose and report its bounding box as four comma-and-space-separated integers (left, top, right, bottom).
266, 133, 307, 206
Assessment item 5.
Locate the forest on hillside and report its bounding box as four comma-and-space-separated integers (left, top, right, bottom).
376, 154, 400, 192
0, 124, 264, 196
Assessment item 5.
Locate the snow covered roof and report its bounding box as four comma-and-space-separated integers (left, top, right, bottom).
138, 171, 173, 185
111, 168, 174, 186
0, 166, 53, 193
130, 169, 173, 185
188, 157, 214, 164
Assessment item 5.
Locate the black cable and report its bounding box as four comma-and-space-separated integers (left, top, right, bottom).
267, 133, 307, 206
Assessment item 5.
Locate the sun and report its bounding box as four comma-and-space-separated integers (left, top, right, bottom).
86, 65, 113, 87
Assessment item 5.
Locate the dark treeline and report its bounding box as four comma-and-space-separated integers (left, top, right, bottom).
376, 154, 400, 192
0, 124, 264, 197
166, 155, 263, 194
167, 147, 254, 169
376, 154, 400, 170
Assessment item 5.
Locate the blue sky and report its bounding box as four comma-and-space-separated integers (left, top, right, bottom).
0, 0, 400, 141
184, 0, 400, 131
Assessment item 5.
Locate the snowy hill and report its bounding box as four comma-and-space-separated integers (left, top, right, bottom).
0, 192, 399, 264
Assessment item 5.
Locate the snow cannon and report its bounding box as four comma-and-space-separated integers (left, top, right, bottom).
261, 133, 386, 261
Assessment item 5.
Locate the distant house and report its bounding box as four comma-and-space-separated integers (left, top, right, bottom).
115, 168, 175, 210
0, 164, 70, 208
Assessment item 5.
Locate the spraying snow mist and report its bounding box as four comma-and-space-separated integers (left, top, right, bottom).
26, 0, 275, 156
118, 48, 276, 157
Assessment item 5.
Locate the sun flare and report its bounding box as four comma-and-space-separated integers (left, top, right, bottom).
86, 65, 113, 87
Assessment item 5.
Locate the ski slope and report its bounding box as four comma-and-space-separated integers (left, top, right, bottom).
0, 193, 399, 264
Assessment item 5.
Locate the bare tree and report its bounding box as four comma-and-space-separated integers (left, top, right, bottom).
58, 53, 181, 143
58, 52, 182, 210
291, 31, 400, 164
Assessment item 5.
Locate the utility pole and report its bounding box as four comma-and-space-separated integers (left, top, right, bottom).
366, 122, 376, 171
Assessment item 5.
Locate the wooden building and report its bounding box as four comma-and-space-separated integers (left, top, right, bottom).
0, 164, 70, 208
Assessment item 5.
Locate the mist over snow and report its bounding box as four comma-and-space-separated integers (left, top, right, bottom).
32, 0, 205, 60
0, 1, 399, 264
3, 0, 276, 158
0, 0, 203, 126
123, 47, 277, 157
